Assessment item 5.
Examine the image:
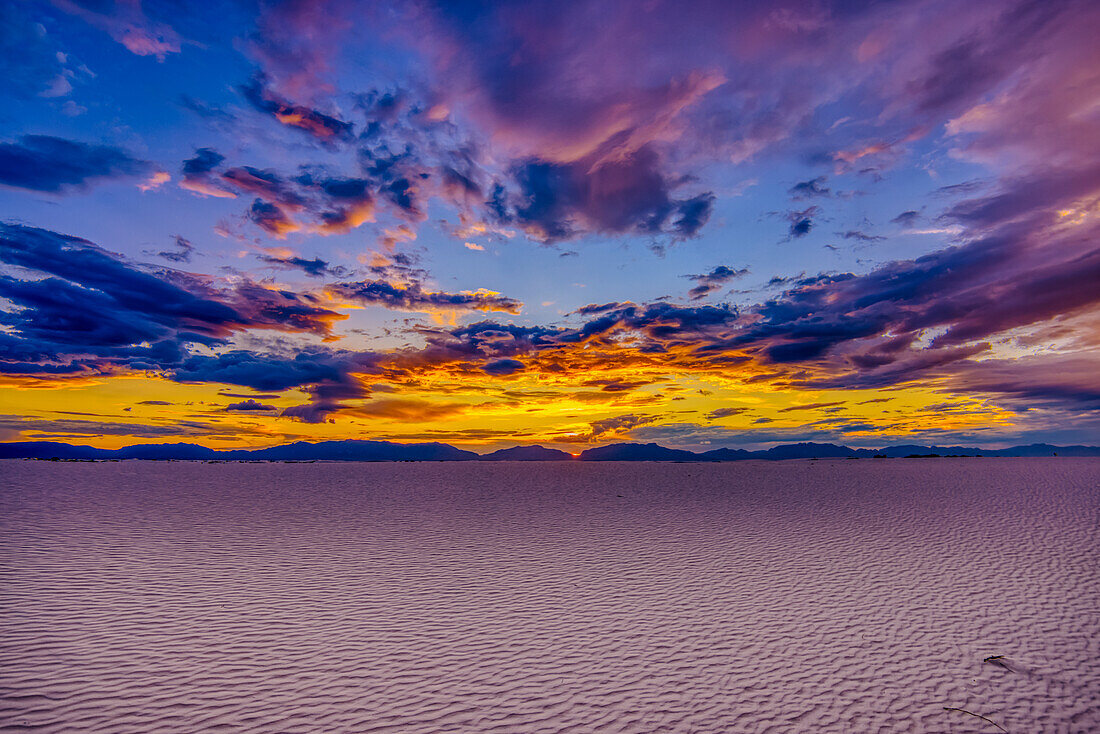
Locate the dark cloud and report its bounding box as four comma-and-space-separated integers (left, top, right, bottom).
224, 399, 277, 412
411, 161, 1100, 416
482, 358, 525, 376
705, 407, 750, 420
0, 135, 151, 193
179, 148, 235, 198
280, 366, 374, 423
904, 1, 1062, 117
0, 223, 343, 378
181, 153, 379, 235
779, 401, 845, 412
574, 302, 627, 316
173, 350, 351, 393
296, 174, 377, 233
583, 378, 653, 393
155, 236, 196, 263
239, 75, 354, 142
583, 413, 661, 440
0, 416, 201, 439
937, 355, 1100, 410
686, 266, 749, 300
788, 176, 830, 199
256, 255, 349, 278
488, 147, 715, 242
183, 148, 224, 175
840, 230, 884, 242
891, 210, 920, 227
672, 193, 716, 237
249, 198, 298, 237
179, 95, 236, 122
223, 166, 307, 206
784, 206, 820, 239
326, 280, 521, 314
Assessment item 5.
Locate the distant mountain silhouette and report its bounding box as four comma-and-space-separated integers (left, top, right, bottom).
1, 439, 1098, 462
478, 445, 574, 461
116, 443, 221, 460
0, 440, 477, 462
698, 447, 755, 461
758, 442, 859, 459
578, 443, 700, 461
228, 440, 479, 461
0, 442, 114, 460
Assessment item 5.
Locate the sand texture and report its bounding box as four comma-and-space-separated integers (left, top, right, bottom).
1, 459, 1097, 732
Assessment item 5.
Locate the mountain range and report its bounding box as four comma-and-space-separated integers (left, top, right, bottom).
2, 440, 1098, 461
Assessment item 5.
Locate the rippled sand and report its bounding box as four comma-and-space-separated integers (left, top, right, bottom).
1, 459, 1097, 732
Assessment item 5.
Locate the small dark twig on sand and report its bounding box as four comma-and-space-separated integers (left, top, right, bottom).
943, 707, 1008, 732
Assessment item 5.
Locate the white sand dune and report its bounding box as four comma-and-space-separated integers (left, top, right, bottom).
1, 459, 1097, 732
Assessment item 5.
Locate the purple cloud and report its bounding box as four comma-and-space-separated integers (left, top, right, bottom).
0, 136, 152, 193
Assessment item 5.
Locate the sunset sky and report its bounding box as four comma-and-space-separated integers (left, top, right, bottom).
1, 0, 1098, 450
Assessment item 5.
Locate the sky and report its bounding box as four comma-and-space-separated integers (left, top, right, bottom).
0, 0, 1098, 451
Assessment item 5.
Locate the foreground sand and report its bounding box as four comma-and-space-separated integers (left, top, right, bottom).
1, 459, 1097, 732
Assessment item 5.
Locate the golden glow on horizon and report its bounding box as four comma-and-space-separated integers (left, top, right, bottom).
0, 368, 1020, 451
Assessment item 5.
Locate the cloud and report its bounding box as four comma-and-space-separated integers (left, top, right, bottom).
326, 280, 521, 315
295, 174, 376, 234
482, 358, 525, 376
0, 222, 523, 415
12, 197, 1090, 426
221, 0, 1096, 258
686, 266, 750, 300
155, 236, 196, 264
181, 152, 380, 236
891, 210, 920, 227
139, 171, 170, 191
788, 176, 830, 199
244, 0, 357, 102
574, 302, 628, 316
0, 415, 197, 439
0, 135, 152, 193
345, 398, 469, 422
784, 206, 820, 239
179, 148, 236, 198
705, 407, 751, 420
1, 2, 84, 99
224, 399, 277, 412
52, 0, 182, 61
249, 199, 301, 238
579, 413, 662, 441
256, 255, 349, 278
487, 147, 715, 242
5, 195, 1096, 436
0, 223, 346, 378
779, 401, 845, 412
223, 166, 308, 207
239, 75, 353, 142
839, 230, 885, 242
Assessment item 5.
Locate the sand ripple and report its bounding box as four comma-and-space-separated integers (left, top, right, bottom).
1, 459, 1097, 732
